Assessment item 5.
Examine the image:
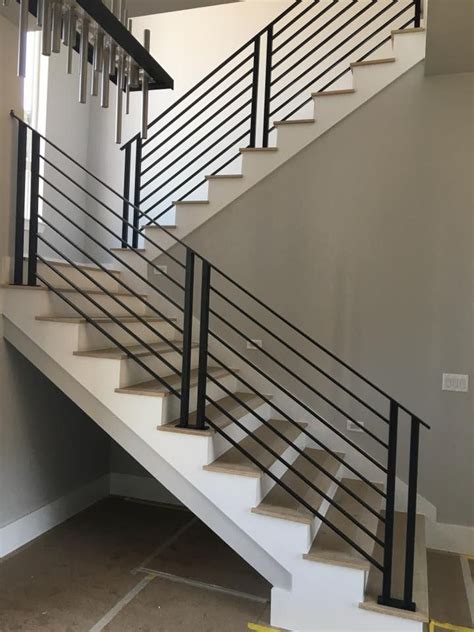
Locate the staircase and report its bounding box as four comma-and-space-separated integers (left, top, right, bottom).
2, 1, 433, 630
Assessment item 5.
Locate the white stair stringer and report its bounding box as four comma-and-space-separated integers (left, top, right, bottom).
141, 30, 426, 259
1, 285, 426, 632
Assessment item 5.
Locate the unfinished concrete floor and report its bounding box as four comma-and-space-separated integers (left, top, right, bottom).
0, 497, 271, 632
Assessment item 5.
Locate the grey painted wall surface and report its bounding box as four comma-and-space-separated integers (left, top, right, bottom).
173, 63, 474, 526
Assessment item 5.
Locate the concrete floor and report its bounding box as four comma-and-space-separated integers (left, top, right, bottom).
1, 498, 472, 631
0, 497, 271, 632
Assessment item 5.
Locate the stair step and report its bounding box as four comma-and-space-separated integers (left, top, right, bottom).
303, 478, 383, 571
159, 392, 265, 437
274, 118, 315, 126
25, 256, 121, 275
391, 27, 425, 36
251, 448, 343, 525
173, 200, 209, 205
351, 57, 396, 68
36, 315, 173, 324
74, 339, 191, 360
6, 284, 147, 298
361, 513, 429, 623
110, 248, 146, 252
115, 366, 233, 398
205, 174, 243, 180
203, 419, 305, 478
239, 147, 278, 153
312, 88, 355, 97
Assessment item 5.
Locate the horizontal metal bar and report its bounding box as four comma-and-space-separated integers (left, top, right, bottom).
37, 203, 184, 336
74, 0, 173, 89
211, 286, 389, 425
141, 113, 251, 203
203, 399, 383, 572
210, 308, 387, 448
206, 348, 387, 498
38, 154, 185, 271
207, 373, 385, 523
40, 173, 186, 290
142, 60, 254, 155
140, 95, 252, 190
273, 0, 322, 39
208, 329, 387, 473
141, 81, 253, 179
36, 264, 182, 397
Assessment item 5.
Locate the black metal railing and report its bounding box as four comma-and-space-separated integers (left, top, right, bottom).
12, 112, 428, 613
120, 0, 422, 237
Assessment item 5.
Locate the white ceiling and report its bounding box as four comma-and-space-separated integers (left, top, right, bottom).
127, 0, 241, 18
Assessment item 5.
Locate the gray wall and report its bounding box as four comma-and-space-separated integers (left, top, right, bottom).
175, 63, 474, 527
0, 14, 110, 531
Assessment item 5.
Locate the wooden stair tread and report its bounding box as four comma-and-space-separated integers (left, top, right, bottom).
303, 478, 383, 571
205, 174, 243, 180
159, 393, 266, 437
115, 366, 232, 398
252, 448, 344, 524
36, 315, 174, 324
239, 147, 278, 152
351, 57, 396, 68
360, 513, 429, 623
25, 256, 121, 275
111, 248, 146, 252
74, 339, 191, 360
173, 200, 209, 205
204, 419, 305, 477
312, 88, 355, 97
274, 118, 315, 126
391, 27, 425, 35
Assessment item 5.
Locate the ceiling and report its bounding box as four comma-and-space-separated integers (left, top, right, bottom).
127, 0, 241, 18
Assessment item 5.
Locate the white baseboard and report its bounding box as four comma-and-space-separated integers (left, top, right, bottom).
426, 519, 474, 555
110, 472, 182, 507
0, 474, 110, 559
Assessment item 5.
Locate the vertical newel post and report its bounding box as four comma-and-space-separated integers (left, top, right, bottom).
27, 130, 40, 286
132, 136, 142, 249
249, 35, 260, 148
122, 140, 131, 247
262, 24, 273, 148
378, 400, 399, 607
178, 248, 195, 428
13, 119, 27, 285
403, 416, 420, 611
414, 0, 421, 27
195, 260, 211, 430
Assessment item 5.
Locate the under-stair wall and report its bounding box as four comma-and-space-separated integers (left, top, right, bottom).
157, 62, 474, 531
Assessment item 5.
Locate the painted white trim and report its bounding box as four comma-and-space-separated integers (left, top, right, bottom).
0, 474, 109, 559
110, 472, 182, 507
426, 519, 474, 555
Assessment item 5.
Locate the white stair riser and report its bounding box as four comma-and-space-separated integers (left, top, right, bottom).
211, 401, 272, 459
46, 290, 149, 318
76, 319, 178, 351
32, 262, 121, 293
117, 345, 198, 388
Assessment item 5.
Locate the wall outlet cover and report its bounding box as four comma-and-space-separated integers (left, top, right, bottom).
347, 420, 364, 432
247, 339, 263, 350
153, 265, 168, 275
442, 373, 469, 392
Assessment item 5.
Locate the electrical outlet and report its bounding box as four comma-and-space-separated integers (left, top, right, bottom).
347, 420, 364, 432
153, 265, 167, 276
247, 339, 263, 350
442, 373, 469, 392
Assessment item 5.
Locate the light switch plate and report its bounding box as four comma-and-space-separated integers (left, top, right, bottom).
442, 373, 469, 392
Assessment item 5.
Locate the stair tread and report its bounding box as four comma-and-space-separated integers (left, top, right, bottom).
351, 57, 396, 68
159, 392, 266, 436
205, 174, 243, 180
251, 448, 344, 524
274, 118, 315, 126
115, 366, 233, 398
360, 513, 429, 623
26, 256, 121, 275
74, 339, 191, 360
173, 200, 209, 205
36, 315, 174, 324
204, 419, 305, 478
111, 248, 146, 252
240, 147, 278, 152
312, 88, 355, 97
303, 478, 383, 571
392, 27, 425, 35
